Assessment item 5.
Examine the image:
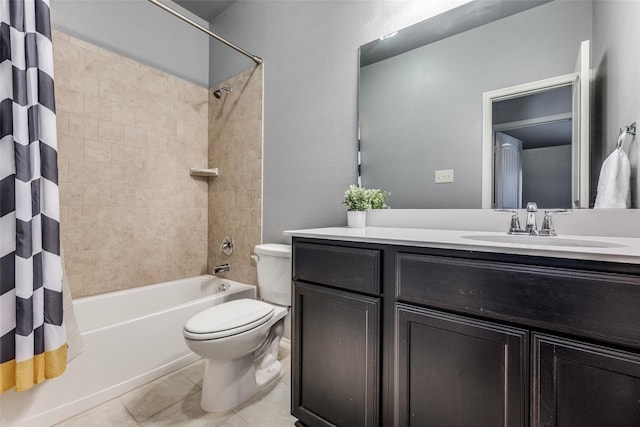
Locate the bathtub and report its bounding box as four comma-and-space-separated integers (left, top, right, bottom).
0, 275, 255, 426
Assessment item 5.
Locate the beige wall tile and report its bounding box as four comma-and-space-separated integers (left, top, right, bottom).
145, 129, 169, 152
68, 159, 99, 183
111, 101, 137, 128
57, 158, 69, 183
98, 120, 124, 144
83, 139, 111, 163
56, 87, 84, 115
57, 135, 84, 161
124, 126, 148, 148
111, 62, 138, 87
55, 32, 210, 298
208, 66, 264, 287
68, 115, 98, 140
53, 37, 84, 69
55, 32, 262, 298
83, 94, 104, 119
56, 111, 70, 136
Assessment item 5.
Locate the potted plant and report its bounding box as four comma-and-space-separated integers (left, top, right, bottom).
342, 186, 390, 227
343, 185, 370, 227
367, 188, 390, 209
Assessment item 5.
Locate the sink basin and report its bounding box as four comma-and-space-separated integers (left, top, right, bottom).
461, 234, 629, 248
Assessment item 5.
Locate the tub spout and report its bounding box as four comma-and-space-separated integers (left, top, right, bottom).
213, 263, 230, 274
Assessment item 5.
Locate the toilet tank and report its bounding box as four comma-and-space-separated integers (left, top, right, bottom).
254, 244, 292, 306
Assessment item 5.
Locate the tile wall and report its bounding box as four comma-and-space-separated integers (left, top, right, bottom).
53, 30, 210, 297
207, 67, 264, 286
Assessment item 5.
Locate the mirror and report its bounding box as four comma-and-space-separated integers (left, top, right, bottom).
358, 0, 636, 209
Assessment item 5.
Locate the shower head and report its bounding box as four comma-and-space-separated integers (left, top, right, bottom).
213, 87, 232, 99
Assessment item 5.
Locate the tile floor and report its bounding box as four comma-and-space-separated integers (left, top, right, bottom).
55, 349, 297, 427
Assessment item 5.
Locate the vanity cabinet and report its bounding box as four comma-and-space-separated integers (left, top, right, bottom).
290, 237, 640, 427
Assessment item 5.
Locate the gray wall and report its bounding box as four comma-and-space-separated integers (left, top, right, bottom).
592, 0, 640, 208
359, 0, 591, 209
51, 0, 210, 87
208, 0, 472, 243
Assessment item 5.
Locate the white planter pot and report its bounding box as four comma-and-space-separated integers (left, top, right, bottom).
347, 210, 366, 228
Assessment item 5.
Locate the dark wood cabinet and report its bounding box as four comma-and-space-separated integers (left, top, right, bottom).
291, 237, 640, 427
533, 334, 640, 427
292, 281, 380, 427
396, 304, 528, 427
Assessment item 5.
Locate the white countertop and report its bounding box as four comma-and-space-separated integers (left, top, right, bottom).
284, 227, 640, 265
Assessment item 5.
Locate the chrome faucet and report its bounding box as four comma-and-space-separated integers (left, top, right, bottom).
504, 203, 568, 236
213, 263, 230, 274
525, 202, 539, 235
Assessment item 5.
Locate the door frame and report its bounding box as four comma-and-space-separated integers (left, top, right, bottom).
481, 72, 580, 208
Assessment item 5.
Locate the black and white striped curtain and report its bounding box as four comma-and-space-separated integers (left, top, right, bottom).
0, 0, 66, 393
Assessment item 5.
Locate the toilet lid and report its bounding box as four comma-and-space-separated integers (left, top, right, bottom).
184, 299, 274, 340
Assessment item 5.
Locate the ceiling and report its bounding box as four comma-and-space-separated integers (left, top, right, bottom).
502, 120, 572, 150
173, 0, 235, 22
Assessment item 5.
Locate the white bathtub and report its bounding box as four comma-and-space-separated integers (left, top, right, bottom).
0, 275, 255, 426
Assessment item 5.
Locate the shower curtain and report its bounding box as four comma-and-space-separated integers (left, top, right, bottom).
0, 0, 67, 392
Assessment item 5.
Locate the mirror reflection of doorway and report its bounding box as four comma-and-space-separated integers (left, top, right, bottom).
492, 85, 573, 209
483, 40, 589, 210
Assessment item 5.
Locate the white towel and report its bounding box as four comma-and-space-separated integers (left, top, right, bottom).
594, 148, 630, 208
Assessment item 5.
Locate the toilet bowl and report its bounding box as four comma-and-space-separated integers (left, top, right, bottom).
183, 244, 292, 412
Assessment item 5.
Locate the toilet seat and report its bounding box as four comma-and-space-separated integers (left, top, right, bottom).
184, 299, 274, 340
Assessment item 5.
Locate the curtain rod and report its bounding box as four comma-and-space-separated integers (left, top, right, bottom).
146, 0, 263, 65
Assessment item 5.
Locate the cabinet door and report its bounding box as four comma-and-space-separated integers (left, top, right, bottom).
293, 281, 380, 427
396, 304, 529, 427
533, 334, 640, 427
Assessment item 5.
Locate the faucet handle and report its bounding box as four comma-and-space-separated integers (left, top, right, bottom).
539, 210, 557, 236
508, 210, 526, 235
220, 236, 234, 256
526, 201, 538, 212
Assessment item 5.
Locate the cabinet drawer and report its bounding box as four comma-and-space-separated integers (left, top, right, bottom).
396, 253, 640, 349
294, 242, 381, 294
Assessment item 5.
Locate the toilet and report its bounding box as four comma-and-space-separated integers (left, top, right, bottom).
183, 243, 292, 412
